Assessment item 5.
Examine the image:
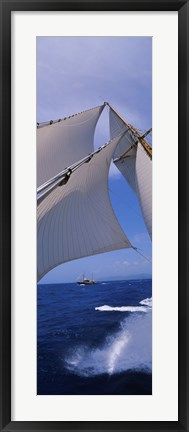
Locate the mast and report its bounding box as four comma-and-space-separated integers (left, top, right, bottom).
105, 102, 152, 159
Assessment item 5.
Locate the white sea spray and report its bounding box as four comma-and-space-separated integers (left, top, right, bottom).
65, 298, 152, 377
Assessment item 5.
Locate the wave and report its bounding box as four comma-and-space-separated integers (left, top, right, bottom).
95, 305, 148, 312
95, 297, 152, 313
140, 297, 152, 307
65, 308, 152, 377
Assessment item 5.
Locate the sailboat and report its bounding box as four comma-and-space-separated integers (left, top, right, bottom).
77, 274, 96, 286
37, 102, 152, 282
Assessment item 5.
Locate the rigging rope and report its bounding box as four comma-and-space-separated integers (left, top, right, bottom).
132, 246, 152, 264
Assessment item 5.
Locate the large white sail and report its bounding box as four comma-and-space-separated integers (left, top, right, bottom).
109, 106, 152, 238
136, 143, 152, 238
109, 107, 129, 139
37, 133, 131, 281
37, 105, 104, 187
114, 152, 137, 194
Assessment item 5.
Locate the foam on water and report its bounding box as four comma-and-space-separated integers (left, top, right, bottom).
95, 305, 148, 312
140, 297, 152, 307
65, 298, 152, 377
95, 297, 152, 313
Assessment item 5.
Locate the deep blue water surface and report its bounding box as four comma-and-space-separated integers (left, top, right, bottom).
37, 279, 152, 395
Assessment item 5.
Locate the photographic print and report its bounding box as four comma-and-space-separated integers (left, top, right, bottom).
37, 36, 152, 396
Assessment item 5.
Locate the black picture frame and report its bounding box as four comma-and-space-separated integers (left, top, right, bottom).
0, 0, 188, 431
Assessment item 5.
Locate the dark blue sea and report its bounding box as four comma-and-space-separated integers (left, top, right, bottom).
37, 279, 152, 395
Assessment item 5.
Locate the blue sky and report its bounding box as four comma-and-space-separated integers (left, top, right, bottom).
37, 36, 152, 283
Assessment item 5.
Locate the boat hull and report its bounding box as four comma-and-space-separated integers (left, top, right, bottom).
77, 281, 96, 285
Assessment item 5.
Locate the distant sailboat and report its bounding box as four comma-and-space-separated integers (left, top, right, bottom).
37, 102, 152, 281
77, 274, 96, 286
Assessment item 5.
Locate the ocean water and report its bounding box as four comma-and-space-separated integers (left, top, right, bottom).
37, 279, 152, 395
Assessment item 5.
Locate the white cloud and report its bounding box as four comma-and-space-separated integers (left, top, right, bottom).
132, 232, 150, 245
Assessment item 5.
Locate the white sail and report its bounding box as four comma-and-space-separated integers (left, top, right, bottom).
136, 143, 152, 238
109, 107, 128, 139
37, 105, 104, 187
110, 106, 138, 192
109, 106, 152, 238
37, 133, 131, 281
114, 153, 137, 194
